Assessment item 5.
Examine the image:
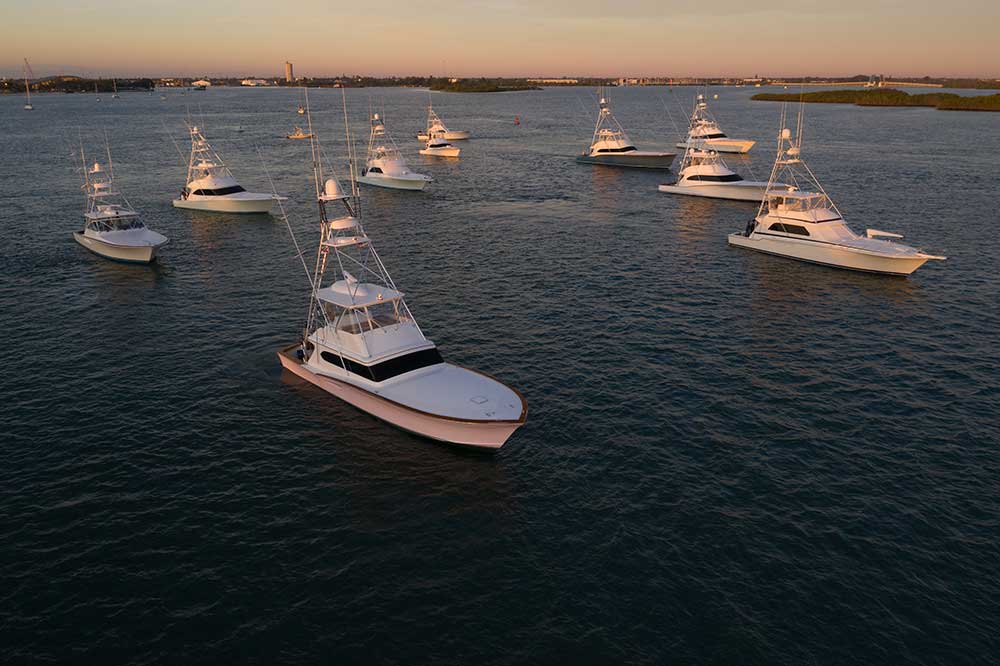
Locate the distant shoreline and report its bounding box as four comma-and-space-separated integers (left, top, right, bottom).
752, 89, 1000, 112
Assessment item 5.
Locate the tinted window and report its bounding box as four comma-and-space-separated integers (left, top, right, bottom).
595, 146, 637, 153
698, 132, 727, 139
368, 167, 383, 174
321, 347, 444, 383
768, 222, 809, 236
687, 173, 743, 182
193, 185, 246, 196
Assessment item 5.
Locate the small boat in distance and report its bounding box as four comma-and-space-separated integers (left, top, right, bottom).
297, 105, 305, 115
576, 90, 675, 169
676, 94, 755, 154
172, 125, 278, 213
416, 104, 470, 141
73, 138, 168, 263
277, 102, 526, 449
22, 59, 33, 110
357, 113, 433, 191
287, 126, 314, 140
728, 106, 945, 276
95, 81, 101, 102
112, 78, 120, 99
658, 147, 772, 201
419, 133, 460, 158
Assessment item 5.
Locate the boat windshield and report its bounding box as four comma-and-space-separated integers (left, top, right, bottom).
769, 194, 830, 212
323, 300, 409, 334
91, 216, 144, 232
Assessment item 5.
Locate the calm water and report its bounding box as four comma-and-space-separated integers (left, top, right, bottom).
2, 86, 998, 664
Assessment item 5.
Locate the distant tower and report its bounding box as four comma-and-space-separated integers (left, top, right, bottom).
285, 61, 294, 82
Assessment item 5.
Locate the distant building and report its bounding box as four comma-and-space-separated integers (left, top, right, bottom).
241, 78, 270, 87
285, 61, 294, 82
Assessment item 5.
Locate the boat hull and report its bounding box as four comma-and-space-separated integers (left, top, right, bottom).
727, 232, 933, 275
417, 130, 470, 141
657, 181, 769, 202
419, 146, 460, 158
277, 347, 522, 449
576, 152, 676, 169
356, 175, 429, 191
73, 232, 164, 264
677, 138, 755, 154
172, 195, 274, 213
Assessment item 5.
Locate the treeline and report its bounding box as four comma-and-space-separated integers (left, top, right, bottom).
429, 78, 541, 93
752, 89, 1000, 112
1, 77, 155, 94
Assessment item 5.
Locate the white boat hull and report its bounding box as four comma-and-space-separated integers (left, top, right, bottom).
417, 130, 470, 141
277, 347, 523, 449
727, 232, 934, 275
73, 232, 165, 264
172, 194, 274, 213
356, 174, 430, 191
657, 181, 769, 202
576, 151, 676, 169
676, 138, 756, 154
419, 146, 460, 158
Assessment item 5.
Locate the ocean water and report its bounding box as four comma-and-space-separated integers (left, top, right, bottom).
1, 86, 998, 665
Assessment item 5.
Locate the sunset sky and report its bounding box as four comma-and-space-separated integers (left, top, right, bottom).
3, 0, 998, 79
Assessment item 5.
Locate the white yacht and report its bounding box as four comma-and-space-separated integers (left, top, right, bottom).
356, 113, 433, 191
419, 133, 460, 158
73, 141, 168, 264
728, 108, 946, 276
172, 126, 277, 213
676, 94, 755, 154
416, 105, 470, 141
22, 59, 33, 110
658, 147, 771, 201
277, 109, 526, 449
576, 91, 675, 169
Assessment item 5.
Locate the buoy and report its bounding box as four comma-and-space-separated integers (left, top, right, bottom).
514, 115, 520, 126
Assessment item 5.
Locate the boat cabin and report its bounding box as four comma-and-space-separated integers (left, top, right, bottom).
763, 190, 840, 223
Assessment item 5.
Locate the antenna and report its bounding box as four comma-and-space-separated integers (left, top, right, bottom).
104, 130, 114, 181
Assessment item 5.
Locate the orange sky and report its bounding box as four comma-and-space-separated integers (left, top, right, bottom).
4, 1, 998, 78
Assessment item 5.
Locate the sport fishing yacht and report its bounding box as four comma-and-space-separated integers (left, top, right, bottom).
172, 125, 277, 213
416, 105, 470, 141
676, 94, 755, 154
728, 107, 945, 275
576, 91, 675, 169
277, 104, 526, 448
658, 147, 771, 201
287, 126, 313, 140
73, 140, 168, 263
419, 133, 460, 158
356, 113, 433, 191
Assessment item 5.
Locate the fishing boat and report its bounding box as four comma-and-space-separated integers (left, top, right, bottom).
276, 103, 526, 449
576, 91, 675, 169
419, 133, 460, 158
73, 139, 168, 263
112, 78, 120, 99
22, 59, 33, 110
676, 94, 755, 154
172, 125, 278, 213
728, 106, 946, 276
657, 146, 771, 201
415, 105, 470, 141
287, 126, 313, 140
356, 113, 432, 191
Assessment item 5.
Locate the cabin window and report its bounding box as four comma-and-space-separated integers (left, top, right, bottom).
595, 146, 637, 154
686, 174, 744, 182
368, 167, 383, 174
768, 222, 809, 236
192, 185, 246, 196
697, 132, 727, 139
320, 347, 444, 382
